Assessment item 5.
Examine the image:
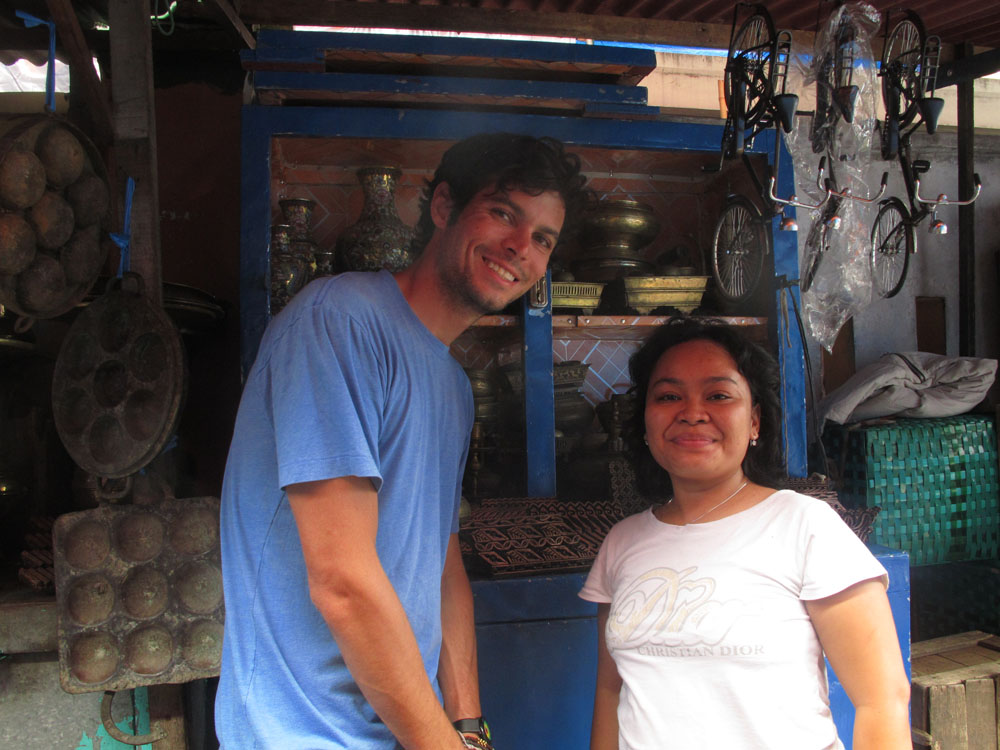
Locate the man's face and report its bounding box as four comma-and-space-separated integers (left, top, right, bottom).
431, 184, 566, 316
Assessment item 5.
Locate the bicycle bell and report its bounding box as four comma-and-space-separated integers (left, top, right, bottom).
779, 212, 798, 232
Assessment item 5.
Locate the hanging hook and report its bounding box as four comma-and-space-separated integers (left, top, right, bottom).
100, 690, 167, 746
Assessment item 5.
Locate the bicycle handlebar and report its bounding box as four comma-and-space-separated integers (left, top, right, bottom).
767, 156, 832, 210
828, 172, 889, 204
914, 173, 983, 207
768, 174, 831, 210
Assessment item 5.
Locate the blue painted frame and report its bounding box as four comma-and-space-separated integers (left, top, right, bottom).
239, 104, 807, 482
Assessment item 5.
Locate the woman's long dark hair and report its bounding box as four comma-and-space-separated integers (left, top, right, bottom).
626, 316, 786, 499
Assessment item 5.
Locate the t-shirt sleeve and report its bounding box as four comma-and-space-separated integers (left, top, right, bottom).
579, 525, 616, 603
262, 304, 385, 491
798, 499, 889, 601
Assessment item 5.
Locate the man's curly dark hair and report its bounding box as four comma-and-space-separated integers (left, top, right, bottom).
412, 132, 593, 255
625, 316, 786, 499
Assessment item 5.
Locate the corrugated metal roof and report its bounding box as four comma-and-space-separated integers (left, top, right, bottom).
0, 1, 996, 63
240, 0, 1000, 51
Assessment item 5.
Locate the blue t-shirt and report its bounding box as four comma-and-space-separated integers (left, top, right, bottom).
216, 270, 473, 749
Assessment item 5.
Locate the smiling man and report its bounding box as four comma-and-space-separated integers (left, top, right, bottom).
217, 133, 590, 750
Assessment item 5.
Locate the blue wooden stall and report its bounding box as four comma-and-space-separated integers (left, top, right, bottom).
239, 29, 905, 748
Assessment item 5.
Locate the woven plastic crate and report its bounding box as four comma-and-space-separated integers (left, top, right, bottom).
824, 415, 1000, 565
911, 560, 1000, 640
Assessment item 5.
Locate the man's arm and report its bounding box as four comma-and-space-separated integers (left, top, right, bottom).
287, 476, 465, 750
438, 533, 481, 721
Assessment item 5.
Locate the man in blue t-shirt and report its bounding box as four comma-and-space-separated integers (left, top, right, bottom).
217, 133, 591, 750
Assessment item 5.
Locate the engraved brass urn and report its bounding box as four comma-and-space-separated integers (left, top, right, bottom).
335, 167, 416, 273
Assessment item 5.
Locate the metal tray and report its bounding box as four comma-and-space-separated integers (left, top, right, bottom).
53, 496, 223, 694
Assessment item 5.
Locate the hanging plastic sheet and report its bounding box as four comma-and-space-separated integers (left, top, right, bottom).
783, 2, 883, 351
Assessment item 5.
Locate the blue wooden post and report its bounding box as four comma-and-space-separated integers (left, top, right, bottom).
239, 107, 274, 378
767, 129, 809, 477
522, 271, 555, 497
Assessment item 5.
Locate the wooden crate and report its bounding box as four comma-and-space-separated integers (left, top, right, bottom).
911, 631, 1000, 749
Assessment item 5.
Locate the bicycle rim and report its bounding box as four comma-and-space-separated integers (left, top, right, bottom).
881, 14, 925, 130
725, 9, 776, 129
800, 220, 828, 293
871, 199, 912, 298
712, 198, 767, 302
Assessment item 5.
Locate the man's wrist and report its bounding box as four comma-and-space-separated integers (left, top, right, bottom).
453, 717, 493, 749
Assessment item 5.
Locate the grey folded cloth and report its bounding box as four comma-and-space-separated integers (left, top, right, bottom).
817, 351, 998, 425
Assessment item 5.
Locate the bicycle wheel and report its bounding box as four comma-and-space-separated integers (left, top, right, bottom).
800, 197, 841, 293
881, 11, 926, 131
810, 53, 836, 154
724, 7, 776, 132
871, 197, 914, 298
711, 195, 769, 303
834, 19, 857, 123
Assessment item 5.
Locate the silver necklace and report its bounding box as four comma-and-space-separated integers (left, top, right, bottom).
670, 480, 748, 524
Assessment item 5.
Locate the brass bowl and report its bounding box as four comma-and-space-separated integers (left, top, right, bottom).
571, 255, 655, 282
554, 360, 591, 391
501, 360, 590, 393
474, 398, 500, 422
581, 199, 660, 248
464, 368, 495, 398
551, 281, 605, 314
623, 275, 709, 314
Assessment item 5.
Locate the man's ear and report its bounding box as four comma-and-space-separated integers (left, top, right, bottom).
430, 182, 454, 229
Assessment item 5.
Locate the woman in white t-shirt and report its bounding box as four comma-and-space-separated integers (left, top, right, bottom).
580, 317, 910, 750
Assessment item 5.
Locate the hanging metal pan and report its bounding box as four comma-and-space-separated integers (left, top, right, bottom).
52, 272, 186, 479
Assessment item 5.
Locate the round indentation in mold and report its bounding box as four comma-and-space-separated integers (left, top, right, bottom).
128, 332, 167, 383
63, 519, 111, 570
17, 252, 66, 313
168, 507, 219, 556
121, 566, 169, 619
122, 389, 162, 442
98, 303, 132, 353
115, 512, 165, 563
56, 387, 93, 436
66, 573, 114, 626
69, 631, 119, 684
124, 624, 174, 675
61, 332, 100, 381
89, 415, 127, 467
93, 359, 128, 408
175, 561, 223, 614
181, 619, 223, 670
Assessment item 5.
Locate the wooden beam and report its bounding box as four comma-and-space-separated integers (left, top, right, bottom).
240, 1, 741, 49
209, 0, 257, 49
109, 0, 162, 307
45, 0, 114, 148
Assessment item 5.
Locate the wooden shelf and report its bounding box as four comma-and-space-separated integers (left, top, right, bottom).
467, 314, 768, 341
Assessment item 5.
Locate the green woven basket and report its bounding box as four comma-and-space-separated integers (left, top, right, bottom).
824, 415, 1000, 565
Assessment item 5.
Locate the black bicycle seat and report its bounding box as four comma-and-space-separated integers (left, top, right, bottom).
912, 159, 931, 174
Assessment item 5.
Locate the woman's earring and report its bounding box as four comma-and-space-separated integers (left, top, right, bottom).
750, 437, 758, 447
643, 435, 648, 446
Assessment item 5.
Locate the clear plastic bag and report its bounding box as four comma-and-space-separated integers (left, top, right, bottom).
783, 2, 882, 351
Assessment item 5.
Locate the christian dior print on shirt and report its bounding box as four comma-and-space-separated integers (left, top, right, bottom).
606, 566, 765, 658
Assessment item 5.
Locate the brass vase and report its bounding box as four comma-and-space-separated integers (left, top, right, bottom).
336, 167, 415, 273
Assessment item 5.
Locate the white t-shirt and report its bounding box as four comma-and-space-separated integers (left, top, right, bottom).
579, 490, 888, 750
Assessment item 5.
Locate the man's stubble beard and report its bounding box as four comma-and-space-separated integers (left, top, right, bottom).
436, 255, 518, 318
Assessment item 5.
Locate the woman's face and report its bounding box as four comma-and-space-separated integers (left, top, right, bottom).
644, 338, 761, 488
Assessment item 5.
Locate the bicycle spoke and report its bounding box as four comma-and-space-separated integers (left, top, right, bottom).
871, 200, 911, 297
